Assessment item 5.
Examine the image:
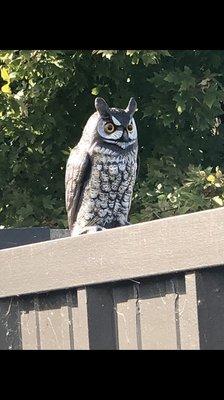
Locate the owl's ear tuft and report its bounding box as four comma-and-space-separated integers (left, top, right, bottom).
95, 97, 110, 117
126, 97, 137, 116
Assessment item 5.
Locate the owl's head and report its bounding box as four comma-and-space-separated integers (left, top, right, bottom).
94, 97, 138, 150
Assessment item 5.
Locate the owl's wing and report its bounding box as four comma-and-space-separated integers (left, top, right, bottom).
65, 146, 91, 230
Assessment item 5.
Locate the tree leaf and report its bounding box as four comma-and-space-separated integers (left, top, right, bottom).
207, 175, 216, 183
91, 87, 100, 96
204, 87, 218, 108
1, 83, 11, 94
213, 196, 223, 206
1, 49, 224, 229
1, 67, 10, 82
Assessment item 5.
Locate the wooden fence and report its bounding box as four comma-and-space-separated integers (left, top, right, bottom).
1, 207, 224, 350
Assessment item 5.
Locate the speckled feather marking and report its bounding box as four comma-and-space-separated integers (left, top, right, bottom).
75, 145, 138, 229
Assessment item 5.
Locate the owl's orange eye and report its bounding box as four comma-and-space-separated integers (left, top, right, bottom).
104, 122, 115, 134
127, 124, 133, 132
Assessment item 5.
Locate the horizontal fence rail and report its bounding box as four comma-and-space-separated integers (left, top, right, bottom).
0, 207, 224, 298
0, 207, 224, 350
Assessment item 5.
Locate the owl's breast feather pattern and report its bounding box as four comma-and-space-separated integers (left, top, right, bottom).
75, 145, 137, 229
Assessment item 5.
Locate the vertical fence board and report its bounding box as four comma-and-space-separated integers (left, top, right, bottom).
139, 294, 177, 349
113, 283, 139, 350
178, 272, 199, 349
139, 276, 185, 350
196, 266, 224, 350
19, 296, 39, 350
68, 288, 90, 350
86, 285, 117, 350
19, 288, 90, 350
141, 294, 177, 350
36, 291, 71, 350
0, 297, 22, 349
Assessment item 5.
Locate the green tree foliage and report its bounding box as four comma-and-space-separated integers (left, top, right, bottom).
1, 49, 224, 228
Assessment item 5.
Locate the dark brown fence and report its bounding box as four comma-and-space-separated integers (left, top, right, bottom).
1, 207, 224, 349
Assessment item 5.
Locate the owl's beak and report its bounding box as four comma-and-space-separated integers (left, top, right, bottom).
122, 129, 130, 142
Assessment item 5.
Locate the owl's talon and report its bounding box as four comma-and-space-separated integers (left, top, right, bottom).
85, 225, 106, 234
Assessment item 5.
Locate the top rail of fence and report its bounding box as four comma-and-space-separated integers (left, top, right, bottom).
0, 207, 224, 298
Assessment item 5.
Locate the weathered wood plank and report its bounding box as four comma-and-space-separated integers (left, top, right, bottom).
67, 288, 90, 350
35, 291, 71, 350
19, 295, 39, 350
86, 285, 117, 350
0, 297, 22, 349
196, 266, 224, 349
178, 272, 200, 350
0, 207, 224, 298
113, 283, 139, 350
139, 277, 179, 349
19, 288, 89, 350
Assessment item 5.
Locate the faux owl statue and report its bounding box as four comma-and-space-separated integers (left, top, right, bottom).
65, 97, 138, 236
